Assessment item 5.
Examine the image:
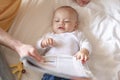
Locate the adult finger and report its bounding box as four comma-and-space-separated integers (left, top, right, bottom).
29, 50, 44, 62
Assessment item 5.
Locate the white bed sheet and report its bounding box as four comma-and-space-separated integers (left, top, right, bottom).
4, 0, 120, 80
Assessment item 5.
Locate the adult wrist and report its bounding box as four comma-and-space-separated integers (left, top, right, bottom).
10, 40, 23, 53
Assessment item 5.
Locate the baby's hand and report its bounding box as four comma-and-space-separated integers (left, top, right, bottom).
74, 48, 89, 64
41, 38, 55, 48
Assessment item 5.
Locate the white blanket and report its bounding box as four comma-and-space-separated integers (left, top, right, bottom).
4, 0, 120, 80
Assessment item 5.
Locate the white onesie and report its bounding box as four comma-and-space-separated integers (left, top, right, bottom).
37, 30, 92, 56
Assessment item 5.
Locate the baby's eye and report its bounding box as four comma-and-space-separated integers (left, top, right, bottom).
64, 20, 70, 23
54, 20, 59, 22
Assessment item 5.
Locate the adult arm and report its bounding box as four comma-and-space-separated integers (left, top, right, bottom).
0, 28, 43, 61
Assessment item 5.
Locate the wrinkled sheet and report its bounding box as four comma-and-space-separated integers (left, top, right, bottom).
4, 0, 120, 80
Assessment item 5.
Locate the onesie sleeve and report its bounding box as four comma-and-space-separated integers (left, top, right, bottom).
78, 32, 92, 54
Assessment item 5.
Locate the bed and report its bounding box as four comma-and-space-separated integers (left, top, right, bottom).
3, 0, 120, 80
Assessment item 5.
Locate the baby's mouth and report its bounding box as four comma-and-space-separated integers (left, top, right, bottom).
58, 27, 65, 30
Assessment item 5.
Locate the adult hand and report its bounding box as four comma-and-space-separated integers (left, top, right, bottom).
15, 42, 44, 62
0, 28, 44, 62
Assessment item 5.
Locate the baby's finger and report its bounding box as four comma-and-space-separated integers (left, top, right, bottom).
46, 39, 49, 44
80, 55, 84, 61
48, 38, 52, 44
48, 38, 54, 45
82, 59, 86, 64
44, 40, 48, 46
84, 56, 89, 61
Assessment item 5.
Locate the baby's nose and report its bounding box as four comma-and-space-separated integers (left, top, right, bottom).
59, 21, 65, 25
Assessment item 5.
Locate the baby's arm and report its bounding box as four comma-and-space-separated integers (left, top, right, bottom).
74, 32, 92, 64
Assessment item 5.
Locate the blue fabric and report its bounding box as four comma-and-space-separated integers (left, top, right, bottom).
42, 73, 70, 80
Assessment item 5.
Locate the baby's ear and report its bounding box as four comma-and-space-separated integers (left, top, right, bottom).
74, 22, 78, 29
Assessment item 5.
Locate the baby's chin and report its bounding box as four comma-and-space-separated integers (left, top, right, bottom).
53, 30, 67, 34
53, 30, 75, 34
53, 31, 65, 34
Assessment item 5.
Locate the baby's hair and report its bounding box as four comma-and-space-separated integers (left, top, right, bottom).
53, 6, 79, 23
54, 6, 78, 15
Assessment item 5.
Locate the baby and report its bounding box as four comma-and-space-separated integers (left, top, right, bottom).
37, 6, 92, 80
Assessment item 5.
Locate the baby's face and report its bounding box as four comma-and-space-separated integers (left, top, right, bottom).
52, 8, 78, 34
